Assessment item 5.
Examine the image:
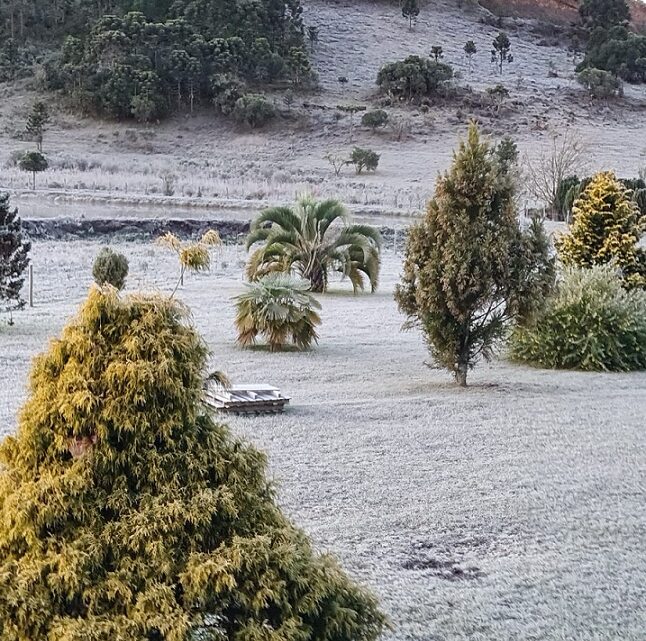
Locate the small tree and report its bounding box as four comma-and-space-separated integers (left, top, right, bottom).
18, 150, 48, 190
92, 247, 129, 290
0, 192, 30, 312
337, 104, 366, 141
157, 229, 222, 296
25, 100, 50, 152
377, 56, 453, 102
235, 274, 322, 351
402, 0, 420, 30
431, 46, 444, 62
486, 84, 510, 114
556, 171, 646, 288
307, 25, 320, 50
287, 47, 312, 87
0, 288, 386, 640
361, 109, 389, 131
324, 152, 349, 177
464, 40, 477, 69
491, 32, 513, 74
494, 136, 519, 175
395, 123, 555, 386
350, 147, 380, 174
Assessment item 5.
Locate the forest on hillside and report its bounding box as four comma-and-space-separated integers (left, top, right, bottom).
0, 0, 309, 121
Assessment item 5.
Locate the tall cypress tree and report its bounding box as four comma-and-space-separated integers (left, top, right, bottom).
0, 288, 386, 640
395, 123, 554, 386
0, 192, 30, 311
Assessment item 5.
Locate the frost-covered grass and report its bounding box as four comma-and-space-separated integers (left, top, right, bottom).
1, 241, 645, 640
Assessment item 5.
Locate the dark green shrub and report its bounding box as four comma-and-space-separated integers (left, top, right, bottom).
361, 109, 389, 130
376, 55, 453, 102
18, 150, 48, 189
92, 247, 129, 290
211, 73, 247, 115
511, 266, 646, 371
350, 147, 380, 174
232, 94, 276, 129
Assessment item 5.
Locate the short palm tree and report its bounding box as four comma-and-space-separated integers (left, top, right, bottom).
246, 197, 382, 293
234, 274, 322, 351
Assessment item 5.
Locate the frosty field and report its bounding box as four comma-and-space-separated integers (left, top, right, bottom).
1, 240, 645, 641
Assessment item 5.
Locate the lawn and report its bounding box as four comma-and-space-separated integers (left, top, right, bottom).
1, 240, 645, 640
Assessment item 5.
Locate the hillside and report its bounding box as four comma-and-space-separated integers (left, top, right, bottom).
0, 0, 645, 221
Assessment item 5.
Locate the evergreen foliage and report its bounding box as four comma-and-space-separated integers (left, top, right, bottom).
235, 273, 322, 351
556, 171, 646, 288
395, 123, 555, 386
18, 150, 48, 189
464, 40, 477, 69
361, 110, 389, 131
0, 287, 386, 640
579, 0, 631, 30
23, 1, 308, 122
246, 197, 382, 294
576, 67, 623, 98
350, 147, 380, 174
25, 100, 51, 152
376, 55, 453, 102
401, 0, 420, 30
232, 94, 276, 129
0, 192, 31, 311
92, 247, 129, 290
511, 265, 646, 371
491, 32, 513, 74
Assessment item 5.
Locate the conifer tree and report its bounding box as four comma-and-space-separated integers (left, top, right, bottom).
556, 171, 646, 288
491, 32, 513, 74
25, 100, 50, 151
402, 0, 420, 30
0, 287, 386, 641
0, 192, 30, 311
395, 123, 555, 386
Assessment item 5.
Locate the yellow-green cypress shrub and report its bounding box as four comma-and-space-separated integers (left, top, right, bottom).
0, 287, 385, 641
556, 171, 646, 288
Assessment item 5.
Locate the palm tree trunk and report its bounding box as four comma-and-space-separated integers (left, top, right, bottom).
455, 363, 468, 387
306, 267, 326, 293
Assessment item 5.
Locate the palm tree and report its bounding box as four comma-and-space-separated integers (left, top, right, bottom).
234, 274, 322, 351
245, 197, 382, 293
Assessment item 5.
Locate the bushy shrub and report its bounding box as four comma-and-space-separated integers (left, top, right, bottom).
577, 67, 623, 98
350, 147, 380, 174
235, 273, 321, 351
232, 94, 276, 129
0, 288, 386, 639
211, 73, 247, 115
510, 266, 646, 371
92, 247, 129, 290
578, 32, 646, 83
362, 109, 389, 130
376, 55, 453, 102
556, 171, 646, 288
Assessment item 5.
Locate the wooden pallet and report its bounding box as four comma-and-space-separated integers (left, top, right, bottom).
203, 383, 290, 415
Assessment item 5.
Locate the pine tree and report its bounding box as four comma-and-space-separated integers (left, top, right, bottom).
395, 123, 555, 386
0, 288, 386, 640
491, 32, 513, 74
25, 100, 51, 152
401, 0, 420, 30
556, 171, 646, 288
0, 192, 30, 312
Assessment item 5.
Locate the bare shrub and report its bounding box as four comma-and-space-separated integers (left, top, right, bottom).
525, 130, 589, 219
